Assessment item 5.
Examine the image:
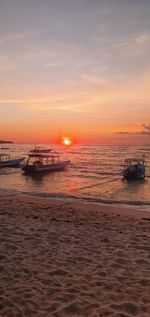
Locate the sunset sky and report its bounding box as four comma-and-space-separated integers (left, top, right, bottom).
0, 0, 150, 144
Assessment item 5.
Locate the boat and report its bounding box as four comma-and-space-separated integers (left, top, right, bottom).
30, 147, 52, 153
123, 157, 145, 181
22, 153, 70, 174
0, 154, 25, 168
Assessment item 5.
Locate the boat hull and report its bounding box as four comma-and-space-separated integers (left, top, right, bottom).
123, 167, 145, 181
123, 175, 145, 181
23, 160, 70, 174
0, 157, 25, 168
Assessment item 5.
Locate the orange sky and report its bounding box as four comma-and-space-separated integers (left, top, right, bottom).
0, 1, 150, 144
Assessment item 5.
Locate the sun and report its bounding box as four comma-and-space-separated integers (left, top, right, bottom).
60, 135, 74, 146
63, 138, 72, 146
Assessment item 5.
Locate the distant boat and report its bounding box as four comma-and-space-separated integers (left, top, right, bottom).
22, 152, 70, 174
123, 157, 145, 181
0, 154, 25, 168
30, 146, 52, 153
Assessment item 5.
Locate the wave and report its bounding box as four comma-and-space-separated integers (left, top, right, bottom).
0, 187, 150, 209
139, 148, 150, 151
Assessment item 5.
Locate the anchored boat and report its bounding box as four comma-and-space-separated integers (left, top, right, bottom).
22, 152, 70, 174
0, 153, 25, 168
123, 157, 145, 181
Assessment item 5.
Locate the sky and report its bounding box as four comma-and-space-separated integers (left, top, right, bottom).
0, 0, 150, 144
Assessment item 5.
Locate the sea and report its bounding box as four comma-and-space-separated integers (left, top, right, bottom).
0, 144, 150, 210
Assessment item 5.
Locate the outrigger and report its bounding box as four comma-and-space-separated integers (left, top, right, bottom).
22, 152, 70, 174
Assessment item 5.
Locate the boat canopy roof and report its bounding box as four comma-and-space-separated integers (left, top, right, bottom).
28, 153, 60, 158
124, 158, 145, 164
30, 147, 52, 152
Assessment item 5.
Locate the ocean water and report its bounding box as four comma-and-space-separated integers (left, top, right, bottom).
0, 144, 150, 208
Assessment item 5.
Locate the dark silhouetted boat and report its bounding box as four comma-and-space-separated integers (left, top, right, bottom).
0, 154, 25, 167
22, 152, 70, 174
123, 157, 145, 181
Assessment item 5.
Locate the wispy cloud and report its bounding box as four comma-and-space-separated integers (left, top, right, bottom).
45, 62, 62, 68
0, 30, 41, 45
0, 99, 38, 104
117, 32, 150, 57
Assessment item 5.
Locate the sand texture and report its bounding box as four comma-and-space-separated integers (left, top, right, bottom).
0, 196, 150, 317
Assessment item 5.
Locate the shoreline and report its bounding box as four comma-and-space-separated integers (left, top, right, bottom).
0, 195, 150, 316
0, 188, 150, 213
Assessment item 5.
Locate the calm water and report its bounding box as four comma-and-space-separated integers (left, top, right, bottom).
0, 144, 150, 208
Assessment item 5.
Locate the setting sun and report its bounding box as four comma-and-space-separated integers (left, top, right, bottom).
63, 138, 72, 146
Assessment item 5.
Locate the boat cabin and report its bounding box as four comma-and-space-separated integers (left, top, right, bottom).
26, 153, 61, 166
124, 157, 145, 168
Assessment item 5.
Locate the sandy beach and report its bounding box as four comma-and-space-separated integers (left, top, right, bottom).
0, 195, 150, 317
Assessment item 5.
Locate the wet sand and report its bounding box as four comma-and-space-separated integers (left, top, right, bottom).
0, 195, 150, 317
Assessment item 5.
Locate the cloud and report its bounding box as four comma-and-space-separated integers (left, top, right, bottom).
116, 131, 132, 135
116, 123, 150, 135
135, 33, 150, 45
143, 124, 150, 131
81, 74, 112, 87
140, 131, 150, 135
1, 58, 150, 129
46, 62, 62, 68
117, 32, 150, 57
116, 131, 150, 135
0, 30, 41, 45
0, 54, 17, 72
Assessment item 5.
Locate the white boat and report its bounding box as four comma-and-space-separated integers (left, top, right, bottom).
30, 147, 52, 153
0, 154, 25, 168
123, 157, 145, 181
22, 153, 70, 174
